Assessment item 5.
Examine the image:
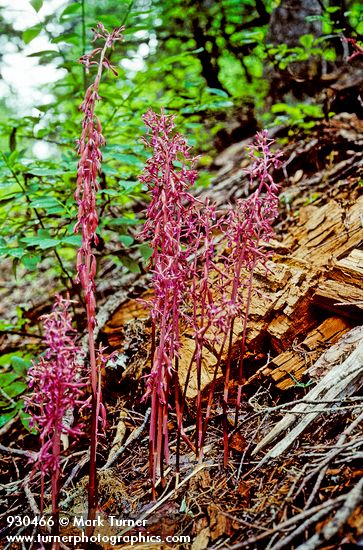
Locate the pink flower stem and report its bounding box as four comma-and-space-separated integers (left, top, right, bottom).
201, 328, 229, 446
235, 258, 257, 424
51, 427, 60, 546
75, 24, 123, 523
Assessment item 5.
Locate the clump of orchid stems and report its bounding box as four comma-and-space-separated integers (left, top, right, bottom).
75, 22, 123, 520
138, 109, 201, 494
218, 130, 282, 464
139, 113, 282, 482
27, 295, 85, 536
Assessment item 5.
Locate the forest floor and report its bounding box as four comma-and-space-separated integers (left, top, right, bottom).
1, 112, 363, 549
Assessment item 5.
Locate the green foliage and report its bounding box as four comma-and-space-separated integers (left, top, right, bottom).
0, 353, 32, 429
269, 102, 324, 129
268, 34, 319, 69
1, 0, 361, 278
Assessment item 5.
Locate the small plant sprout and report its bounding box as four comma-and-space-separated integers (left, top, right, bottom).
75, 23, 124, 521
27, 295, 85, 539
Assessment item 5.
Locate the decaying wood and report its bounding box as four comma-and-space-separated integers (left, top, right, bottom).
309, 325, 363, 379
252, 329, 363, 461
247, 316, 352, 389
102, 194, 363, 398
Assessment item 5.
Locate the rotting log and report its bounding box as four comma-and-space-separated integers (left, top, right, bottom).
101, 194, 363, 398
247, 316, 352, 390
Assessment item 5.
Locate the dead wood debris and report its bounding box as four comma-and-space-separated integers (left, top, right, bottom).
252, 327, 363, 461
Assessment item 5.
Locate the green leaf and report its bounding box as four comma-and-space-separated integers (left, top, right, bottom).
27, 50, 60, 59
107, 217, 142, 226
59, 2, 81, 20
102, 165, 119, 176
21, 236, 60, 249
21, 252, 41, 270
30, 0, 43, 12
29, 197, 61, 209
96, 14, 121, 27
119, 235, 134, 247
0, 372, 19, 388
28, 167, 63, 176
118, 180, 139, 189
139, 244, 153, 261
61, 235, 82, 246
22, 25, 42, 44
5, 381, 28, 398
120, 256, 141, 274
99, 189, 119, 197
11, 356, 32, 375
20, 409, 33, 431
205, 87, 229, 98
51, 32, 79, 45
299, 34, 314, 49
110, 153, 143, 167
5, 248, 25, 259
0, 410, 17, 428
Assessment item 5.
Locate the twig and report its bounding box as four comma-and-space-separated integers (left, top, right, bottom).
269, 507, 337, 550
234, 397, 363, 429
62, 450, 89, 490
0, 413, 19, 437
295, 478, 363, 550
298, 411, 363, 506
0, 443, 37, 459
119, 462, 211, 536
0, 387, 17, 407
23, 477, 40, 517
101, 407, 150, 470
226, 495, 346, 549
219, 510, 269, 531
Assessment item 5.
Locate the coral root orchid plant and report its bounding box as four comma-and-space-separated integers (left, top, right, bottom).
27, 46, 281, 515
75, 22, 123, 520
138, 109, 200, 495
139, 112, 282, 487
219, 130, 282, 464
27, 295, 85, 534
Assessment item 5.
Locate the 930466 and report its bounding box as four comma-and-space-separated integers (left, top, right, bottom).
7, 516, 55, 527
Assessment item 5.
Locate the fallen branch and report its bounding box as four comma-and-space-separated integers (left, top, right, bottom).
252, 332, 363, 462
295, 477, 363, 550
226, 494, 346, 549
0, 443, 37, 460
101, 407, 150, 470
